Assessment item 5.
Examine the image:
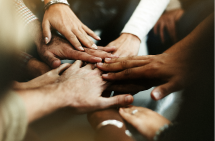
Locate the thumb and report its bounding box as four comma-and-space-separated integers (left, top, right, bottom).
43, 52, 61, 69
151, 82, 179, 101
99, 94, 134, 109
42, 21, 52, 44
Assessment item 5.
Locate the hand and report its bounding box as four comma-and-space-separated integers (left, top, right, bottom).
119, 106, 170, 140
25, 58, 51, 79
106, 33, 141, 57
42, 4, 100, 50
54, 60, 134, 114
13, 63, 71, 90
154, 9, 184, 43
97, 53, 191, 100
38, 33, 118, 68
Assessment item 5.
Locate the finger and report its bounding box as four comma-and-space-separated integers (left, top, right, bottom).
54, 63, 71, 74
82, 63, 95, 70
42, 21, 51, 44
82, 25, 101, 40
65, 48, 102, 63
84, 48, 118, 59
62, 30, 84, 51
74, 28, 98, 50
119, 108, 138, 125
98, 94, 134, 109
153, 22, 159, 35
97, 60, 149, 72
102, 66, 151, 81
69, 60, 83, 70
159, 22, 165, 43
98, 46, 117, 53
93, 68, 103, 75
166, 21, 177, 43
43, 52, 61, 69
151, 81, 180, 101
104, 55, 152, 64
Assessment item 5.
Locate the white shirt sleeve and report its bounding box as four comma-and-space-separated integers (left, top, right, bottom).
166, 0, 181, 11
121, 0, 170, 42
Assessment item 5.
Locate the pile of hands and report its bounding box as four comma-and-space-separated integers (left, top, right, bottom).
13, 3, 191, 140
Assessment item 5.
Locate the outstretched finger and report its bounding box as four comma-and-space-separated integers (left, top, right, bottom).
42, 20, 52, 44
98, 94, 134, 109
166, 20, 177, 43
151, 80, 181, 101
82, 25, 101, 41
74, 28, 98, 50
54, 63, 71, 74
98, 46, 117, 53
97, 60, 149, 72
159, 22, 165, 43
104, 55, 153, 64
69, 60, 83, 70
61, 29, 84, 51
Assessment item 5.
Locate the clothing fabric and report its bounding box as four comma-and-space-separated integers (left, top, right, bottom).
166, 0, 181, 11
14, 0, 38, 26
121, 0, 170, 41
0, 91, 27, 141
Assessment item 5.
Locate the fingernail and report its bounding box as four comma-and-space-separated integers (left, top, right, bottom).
92, 44, 98, 49
125, 95, 133, 103
97, 36, 101, 40
102, 74, 109, 77
97, 62, 103, 66
94, 57, 102, 61
105, 58, 111, 62
45, 37, 49, 44
79, 46, 85, 51
153, 91, 161, 100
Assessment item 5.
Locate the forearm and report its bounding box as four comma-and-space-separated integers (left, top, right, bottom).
121, 0, 170, 41
88, 109, 134, 141
165, 13, 214, 55
16, 84, 62, 123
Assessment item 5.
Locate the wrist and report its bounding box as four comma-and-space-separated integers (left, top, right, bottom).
121, 33, 141, 43
16, 84, 63, 123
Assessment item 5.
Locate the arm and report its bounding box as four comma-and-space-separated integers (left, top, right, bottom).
97, 13, 214, 100
41, 0, 100, 50
16, 61, 134, 123
88, 109, 134, 141
106, 0, 170, 57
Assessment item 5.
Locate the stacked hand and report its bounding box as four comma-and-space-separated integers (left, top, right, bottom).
42, 4, 100, 50
119, 106, 170, 140
38, 33, 118, 68
97, 52, 191, 100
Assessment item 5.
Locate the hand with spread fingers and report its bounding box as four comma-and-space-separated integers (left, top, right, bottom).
38, 32, 118, 68
42, 3, 100, 51
153, 9, 184, 43
97, 53, 189, 100
13, 63, 71, 90
106, 33, 141, 57
119, 106, 170, 140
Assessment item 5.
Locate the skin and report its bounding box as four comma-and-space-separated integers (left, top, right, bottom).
27, 20, 118, 68
96, 13, 214, 100
106, 33, 141, 57
119, 106, 170, 141
87, 108, 134, 141
154, 9, 184, 43
16, 61, 134, 123
42, 0, 100, 50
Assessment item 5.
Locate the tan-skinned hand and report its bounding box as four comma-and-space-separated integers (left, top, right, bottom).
96, 53, 191, 100
106, 33, 141, 57
154, 9, 184, 43
42, 4, 100, 51
119, 106, 170, 140
38, 33, 118, 68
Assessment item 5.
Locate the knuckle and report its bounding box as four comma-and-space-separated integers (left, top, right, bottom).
123, 69, 132, 76
120, 61, 128, 69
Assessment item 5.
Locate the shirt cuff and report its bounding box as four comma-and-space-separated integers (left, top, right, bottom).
166, 0, 181, 11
